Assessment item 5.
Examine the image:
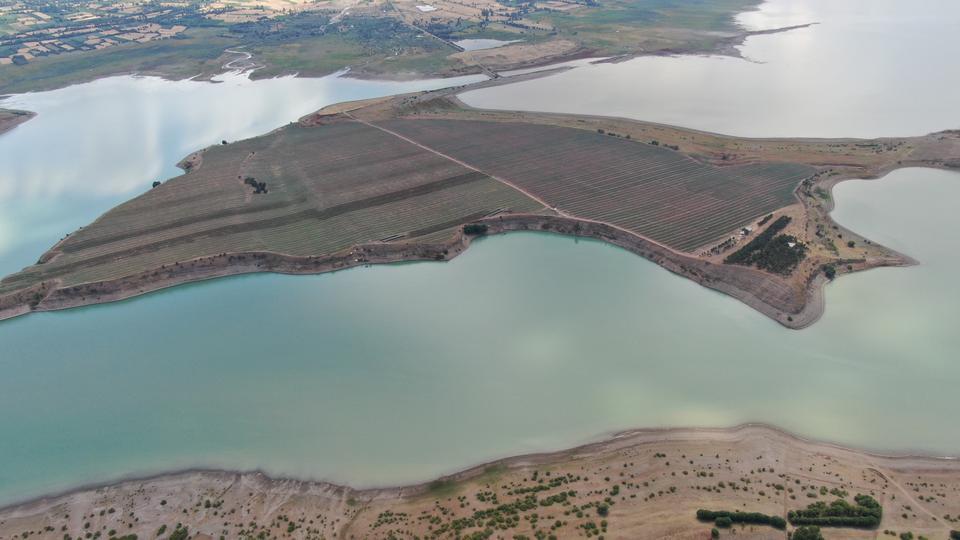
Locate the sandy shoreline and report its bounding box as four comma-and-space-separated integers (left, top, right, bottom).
3, 423, 959, 539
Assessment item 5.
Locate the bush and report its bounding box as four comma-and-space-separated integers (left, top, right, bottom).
711, 528, 719, 538
463, 223, 489, 235
950, 531, 960, 540
822, 264, 837, 280
792, 526, 824, 540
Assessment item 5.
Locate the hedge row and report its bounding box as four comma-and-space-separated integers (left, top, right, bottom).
696, 509, 786, 530
787, 495, 882, 529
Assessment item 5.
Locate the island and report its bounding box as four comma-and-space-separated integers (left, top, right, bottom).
0, 76, 958, 327
2, 425, 958, 540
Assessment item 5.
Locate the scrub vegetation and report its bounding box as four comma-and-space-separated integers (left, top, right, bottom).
3, 425, 959, 540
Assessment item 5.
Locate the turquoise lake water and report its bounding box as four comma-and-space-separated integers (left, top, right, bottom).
1, 0, 958, 507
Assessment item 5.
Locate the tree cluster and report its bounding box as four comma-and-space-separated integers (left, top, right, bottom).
724, 216, 807, 274
696, 509, 786, 530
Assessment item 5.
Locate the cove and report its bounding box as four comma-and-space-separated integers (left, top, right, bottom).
1, 167, 958, 506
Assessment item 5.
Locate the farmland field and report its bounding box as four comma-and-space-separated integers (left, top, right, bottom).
380, 119, 816, 252
0, 118, 543, 293
1, 113, 818, 297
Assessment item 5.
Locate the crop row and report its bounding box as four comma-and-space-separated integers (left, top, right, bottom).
382, 119, 814, 251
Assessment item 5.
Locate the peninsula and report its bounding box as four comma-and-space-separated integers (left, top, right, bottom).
1, 77, 957, 327
0, 76, 954, 326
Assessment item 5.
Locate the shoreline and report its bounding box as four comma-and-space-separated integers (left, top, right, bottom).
0, 210, 913, 329
3, 423, 959, 536
0, 13, 812, 100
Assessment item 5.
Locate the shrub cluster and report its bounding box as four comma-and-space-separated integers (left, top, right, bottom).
696, 509, 786, 530
787, 494, 882, 529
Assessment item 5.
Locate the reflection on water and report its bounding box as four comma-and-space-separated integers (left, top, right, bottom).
0, 71, 484, 276
462, 0, 960, 137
